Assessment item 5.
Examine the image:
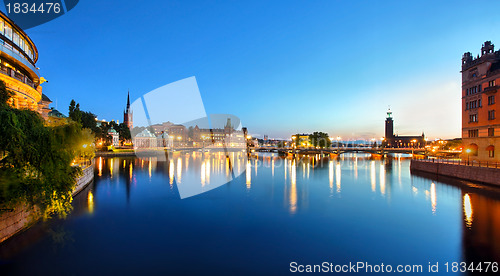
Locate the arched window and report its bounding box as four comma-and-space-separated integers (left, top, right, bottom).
486, 145, 495, 158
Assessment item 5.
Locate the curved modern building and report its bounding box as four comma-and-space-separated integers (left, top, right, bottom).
0, 11, 42, 111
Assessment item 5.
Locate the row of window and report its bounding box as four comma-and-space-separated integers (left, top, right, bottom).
466, 85, 481, 96
465, 80, 497, 96
468, 128, 495, 137
0, 17, 35, 62
468, 111, 496, 122
466, 99, 482, 110
488, 95, 496, 105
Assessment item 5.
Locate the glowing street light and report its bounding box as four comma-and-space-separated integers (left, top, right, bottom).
466, 148, 471, 165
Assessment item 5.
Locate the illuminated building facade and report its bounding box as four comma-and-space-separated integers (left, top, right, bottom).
0, 11, 43, 111
462, 41, 500, 161
384, 109, 425, 148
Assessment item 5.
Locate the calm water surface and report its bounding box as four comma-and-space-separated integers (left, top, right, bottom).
1, 152, 500, 275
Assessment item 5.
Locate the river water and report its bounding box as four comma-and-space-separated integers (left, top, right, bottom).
1, 152, 499, 275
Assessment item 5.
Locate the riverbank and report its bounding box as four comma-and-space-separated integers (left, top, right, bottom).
0, 164, 95, 243
410, 159, 500, 187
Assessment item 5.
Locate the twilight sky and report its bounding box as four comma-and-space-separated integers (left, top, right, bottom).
8, 0, 500, 140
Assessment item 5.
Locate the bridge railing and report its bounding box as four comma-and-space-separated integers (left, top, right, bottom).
417, 158, 500, 169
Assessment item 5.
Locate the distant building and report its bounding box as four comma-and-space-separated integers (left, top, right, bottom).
191, 118, 245, 148
461, 41, 500, 161
108, 127, 119, 147
47, 107, 67, 126
133, 128, 157, 148
123, 91, 133, 129
291, 134, 312, 148
384, 109, 425, 148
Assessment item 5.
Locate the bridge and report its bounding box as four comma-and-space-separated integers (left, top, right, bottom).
254, 147, 459, 157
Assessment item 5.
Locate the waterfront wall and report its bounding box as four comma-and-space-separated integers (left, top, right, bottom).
0, 164, 94, 243
410, 160, 500, 186
73, 164, 94, 196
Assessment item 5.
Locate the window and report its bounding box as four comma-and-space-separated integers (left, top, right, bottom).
0, 20, 3, 36
479, 99, 482, 107
488, 95, 496, 105
487, 145, 495, 158
479, 84, 482, 92
490, 80, 496, 87
466, 102, 469, 110
4, 24, 12, 40
12, 32, 19, 46
488, 128, 495, 137
468, 129, 479, 137
488, 110, 496, 120
469, 114, 478, 122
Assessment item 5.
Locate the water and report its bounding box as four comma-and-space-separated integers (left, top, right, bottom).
1, 152, 499, 275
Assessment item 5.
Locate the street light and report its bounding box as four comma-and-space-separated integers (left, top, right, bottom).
466, 148, 471, 165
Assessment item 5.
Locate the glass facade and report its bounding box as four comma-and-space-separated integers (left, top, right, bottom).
0, 15, 35, 63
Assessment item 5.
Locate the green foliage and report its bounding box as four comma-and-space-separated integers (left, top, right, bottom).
309, 132, 331, 148
68, 99, 82, 124
0, 84, 94, 219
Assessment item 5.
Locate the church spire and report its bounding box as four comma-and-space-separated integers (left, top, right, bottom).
126, 90, 130, 109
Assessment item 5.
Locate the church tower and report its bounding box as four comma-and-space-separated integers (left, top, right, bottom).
123, 91, 133, 129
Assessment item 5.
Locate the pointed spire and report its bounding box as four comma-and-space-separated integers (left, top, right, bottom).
126, 90, 130, 108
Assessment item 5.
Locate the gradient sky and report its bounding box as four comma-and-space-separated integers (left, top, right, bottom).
8, 0, 500, 140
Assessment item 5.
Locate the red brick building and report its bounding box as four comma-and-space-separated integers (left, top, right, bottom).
462, 41, 500, 162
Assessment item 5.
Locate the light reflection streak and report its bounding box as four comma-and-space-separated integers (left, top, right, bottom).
379, 163, 385, 196
464, 193, 473, 228
430, 182, 436, 214
110, 158, 114, 178
290, 159, 297, 214
335, 162, 341, 193
98, 157, 102, 176
169, 159, 174, 186
87, 190, 94, 214
370, 161, 376, 192
129, 163, 133, 180
329, 160, 334, 193
176, 158, 182, 184
246, 160, 251, 189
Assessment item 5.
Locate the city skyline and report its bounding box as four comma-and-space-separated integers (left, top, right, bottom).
8, 0, 500, 139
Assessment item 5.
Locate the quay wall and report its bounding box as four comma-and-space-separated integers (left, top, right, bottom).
0, 164, 94, 243
410, 160, 500, 187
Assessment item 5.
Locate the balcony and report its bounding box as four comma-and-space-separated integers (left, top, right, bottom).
0, 41, 39, 78
0, 63, 36, 88
483, 85, 498, 93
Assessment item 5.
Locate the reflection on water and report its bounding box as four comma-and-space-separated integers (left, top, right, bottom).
463, 193, 473, 228
2, 153, 500, 275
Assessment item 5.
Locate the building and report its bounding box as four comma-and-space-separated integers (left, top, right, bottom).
133, 128, 157, 148
108, 127, 119, 147
0, 11, 44, 112
461, 41, 500, 162
191, 118, 245, 148
123, 91, 133, 129
384, 109, 425, 148
291, 134, 312, 148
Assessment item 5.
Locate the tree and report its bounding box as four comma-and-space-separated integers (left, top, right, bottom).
0, 82, 94, 219
68, 99, 82, 124
309, 132, 331, 148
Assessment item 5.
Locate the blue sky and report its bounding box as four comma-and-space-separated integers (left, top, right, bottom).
13, 0, 500, 139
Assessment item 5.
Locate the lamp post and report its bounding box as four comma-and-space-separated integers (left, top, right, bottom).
466, 148, 471, 165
